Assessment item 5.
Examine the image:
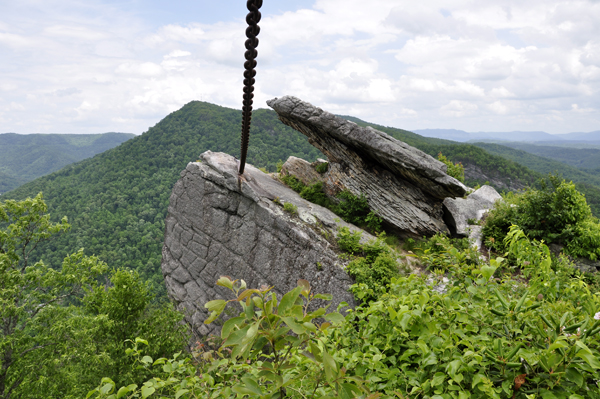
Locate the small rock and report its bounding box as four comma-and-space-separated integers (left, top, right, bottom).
443, 185, 502, 237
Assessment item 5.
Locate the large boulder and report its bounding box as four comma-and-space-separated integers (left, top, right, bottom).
443, 185, 502, 237
161, 151, 360, 337
267, 96, 468, 237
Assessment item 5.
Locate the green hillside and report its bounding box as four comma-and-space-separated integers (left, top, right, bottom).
2, 102, 323, 297
472, 143, 600, 216
499, 142, 600, 170
0, 132, 135, 193
3, 101, 594, 298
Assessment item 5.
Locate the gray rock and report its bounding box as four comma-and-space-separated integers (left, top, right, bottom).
267, 96, 468, 237
572, 257, 600, 274
443, 185, 502, 237
162, 151, 361, 337
281, 156, 323, 186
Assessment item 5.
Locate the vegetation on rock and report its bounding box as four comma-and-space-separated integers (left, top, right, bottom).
90, 228, 600, 398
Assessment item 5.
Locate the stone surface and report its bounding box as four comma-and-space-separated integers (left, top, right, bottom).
281, 156, 323, 186
162, 151, 362, 337
443, 185, 502, 237
548, 243, 600, 274
267, 96, 468, 237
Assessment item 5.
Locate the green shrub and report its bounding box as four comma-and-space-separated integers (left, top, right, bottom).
438, 152, 465, 182
280, 175, 382, 232
314, 161, 328, 174
283, 202, 298, 215
337, 227, 401, 302
336, 226, 362, 254
411, 233, 482, 278
482, 176, 600, 261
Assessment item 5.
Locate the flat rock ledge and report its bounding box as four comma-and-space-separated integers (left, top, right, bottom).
267, 96, 468, 237
162, 151, 359, 337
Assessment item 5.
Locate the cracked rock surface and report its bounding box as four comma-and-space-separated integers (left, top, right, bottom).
267, 96, 468, 237
162, 151, 359, 337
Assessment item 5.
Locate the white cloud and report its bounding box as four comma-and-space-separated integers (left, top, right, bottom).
0, 0, 598, 134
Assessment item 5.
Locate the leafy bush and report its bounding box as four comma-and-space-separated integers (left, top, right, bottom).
91, 228, 600, 399
483, 176, 600, 261
438, 152, 465, 183
88, 278, 368, 399
410, 233, 482, 278
337, 227, 401, 302
336, 226, 362, 254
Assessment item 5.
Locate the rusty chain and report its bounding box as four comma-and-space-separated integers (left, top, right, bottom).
238, 0, 263, 175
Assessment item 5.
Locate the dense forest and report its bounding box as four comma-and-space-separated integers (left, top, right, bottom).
0, 132, 134, 193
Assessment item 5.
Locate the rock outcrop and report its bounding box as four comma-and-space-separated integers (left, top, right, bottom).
280, 156, 323, 186
162, 151, 360, 337
443, 185, 502, 237
267, 96, 468, 237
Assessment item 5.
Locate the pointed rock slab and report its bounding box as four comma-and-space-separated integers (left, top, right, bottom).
267, 96, 468, 237
162, 151, 360, 337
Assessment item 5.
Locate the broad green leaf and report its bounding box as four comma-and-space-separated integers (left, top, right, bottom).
565, 367, 584, 387
278, 286, 302, 316
310, 341, 323, 362
221, 316, 246, 339
480, 264, 497, 280
204, 311, 219, 325
175, 389, 189, 399
245, 321, 259, 342
549, 341, 568, 351
116, 386, 133, 399
324, 312, 345, 324
240, 376, 263, 395
282, 316, 307, 335
141, 386, 155, 399
216, 276, 233, 289
575, 341, 593, 354
100, 383, 114, 395
540, 390, 558, 399
223, 324, 251, 347
141, 355, 153, 365
205, 299, 227, 313
323, 351, 338, 381
313, 293, 332, 301
431, 372, 446, 386
577, 351, 600, 369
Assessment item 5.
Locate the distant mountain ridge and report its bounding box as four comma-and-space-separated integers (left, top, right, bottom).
0, 132, 135, 193
414, 128, 600, 143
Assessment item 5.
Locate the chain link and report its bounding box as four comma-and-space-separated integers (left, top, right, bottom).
238, 0, 263, 175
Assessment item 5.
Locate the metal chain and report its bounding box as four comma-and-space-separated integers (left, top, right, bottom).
238, 0, 263, 175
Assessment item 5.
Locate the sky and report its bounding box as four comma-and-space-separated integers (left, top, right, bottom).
1, 0, 599, 135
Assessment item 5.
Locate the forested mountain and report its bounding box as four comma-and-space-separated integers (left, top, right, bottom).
472, 142, 600, 216
413, 128, 600, 143
3, 101, 596, 298
495, 142, 600, 170
0, 132, 135, 193
2, 102, 323, 297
